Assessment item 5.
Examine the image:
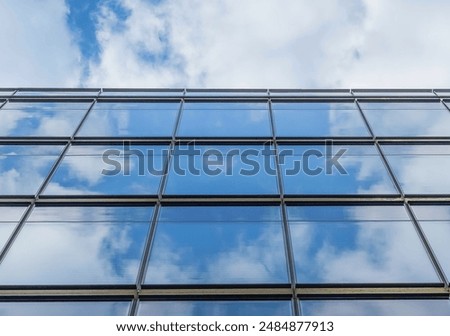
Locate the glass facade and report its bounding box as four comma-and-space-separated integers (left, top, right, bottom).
0, 88, 449, 316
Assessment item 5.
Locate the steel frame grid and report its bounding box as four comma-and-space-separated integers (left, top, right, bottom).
1, 88, 450, 316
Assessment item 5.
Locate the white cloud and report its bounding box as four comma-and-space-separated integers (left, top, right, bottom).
86, 0, 450, 88
0, 0, 82, 86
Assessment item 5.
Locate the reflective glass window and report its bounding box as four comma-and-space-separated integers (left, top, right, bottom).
0, 145, 63, 195
360, 102, 450, 136
165, 144, 278, 195
412, 205, 450, 282
78, 102, 180, 137
301, 299, 450, 316
44, 144, 167, 195
15, 90, 99, 96
145, 206, 288, 284
0, 207, 26, 251
353, 90, 434, 97
0, 102, 90, 136
0, 301, 130, 316
177, 102, 271, 137
0, 206, 152, 285
101, 90, 183, 97
273, 102, 369, 137
279, 145, 398, 195
382, 145, 450, 194
185, 90, 267, 97
288, 205, 439, 284
270, 90, 351, 97
138, 300, 292, 316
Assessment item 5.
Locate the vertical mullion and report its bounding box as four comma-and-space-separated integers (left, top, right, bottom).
268, 99, 300, 316
131, 93, 185, 316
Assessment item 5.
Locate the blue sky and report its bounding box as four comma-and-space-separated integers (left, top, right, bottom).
1, 0, 450, 88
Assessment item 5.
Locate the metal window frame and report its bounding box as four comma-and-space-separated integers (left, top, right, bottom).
1, 88, 450, 316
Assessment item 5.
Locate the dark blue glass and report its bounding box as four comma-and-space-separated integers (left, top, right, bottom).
279, 144, 398, 195
177, 102, 271, 137
165, 144, 278, 195
145, 206, 288, 284
273, 102, 369, 137
78, 102, 180, 137
44, 144, 167, 195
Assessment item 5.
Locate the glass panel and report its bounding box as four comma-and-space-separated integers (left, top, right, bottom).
412, 205, 450, 282
138, 300, 292, 316
0, 206, 152, 285
0, 207, 27, 251
270, 90, 351, 97
360, 102, 450, 136
288, 205, 439, 283
44, 144, 167, 195
279, 145, 398, 195
78, 102, 179, 137
382, 145, 450, 194
178, 102, 271, 137
0, 145, 63, 195
0, 301, 130, 316
272, 102, 369, 137
301, 299, 450, 316
0, 102, 90, 136
101, 90, 183, 97
185, 90, 267, 97
353, 90, 434, 96
0, 91, 14, 96
15, 90, 99, 96
164, 144, 278, 195
145, 206, 288, 284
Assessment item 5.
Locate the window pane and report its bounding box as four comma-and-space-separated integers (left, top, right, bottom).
177, 102, 271, 137
44, 145, 167, 195
15, 90, 99, 96
288, 205, 439, 284
270, 90, 351, 97
0, 91, 14, 96
0, 206, 152, 285
0, 301, 130, 316
353, 90, 434, 97
101, 90, 183, 97
0, 102, 90, 136
360, 102, 450, 136
0, 207, 27, 251
301, 300, 450, 316
165, 145, 278, 195
0, 145, 63, 195
145, 206, 288, 284
412, 205, 450, 283
279, 145, 397, 195
186, 89, 267, 97
382, 145, 450, 194
273, 102, 369, 137
138, 300, 292, 316
78, 102, 180, 137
